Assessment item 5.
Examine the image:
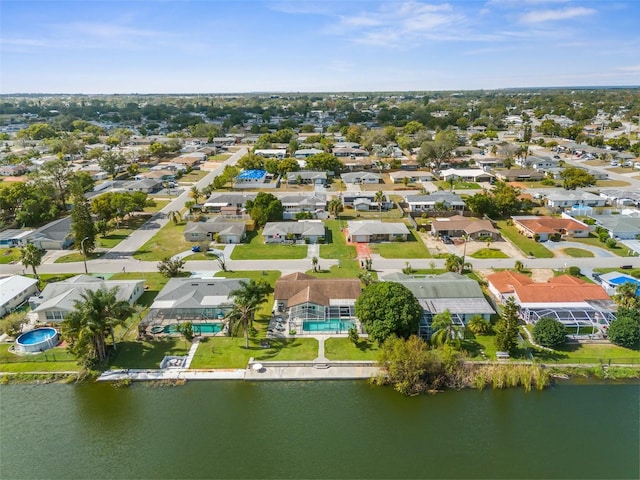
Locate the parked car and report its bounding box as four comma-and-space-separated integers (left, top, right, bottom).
191, 245, 201, 252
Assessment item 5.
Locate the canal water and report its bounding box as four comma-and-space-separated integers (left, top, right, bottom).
1, 380, 638, 479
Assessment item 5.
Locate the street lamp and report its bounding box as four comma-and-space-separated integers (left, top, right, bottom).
81, 236, 89, 274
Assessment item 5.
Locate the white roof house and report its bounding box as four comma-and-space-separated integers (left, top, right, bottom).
346, 220, 409, 242
0, 275, 39, 317
29, 275, 145, 323
545, 190, 606, 208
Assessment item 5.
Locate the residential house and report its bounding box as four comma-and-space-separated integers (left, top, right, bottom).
255, 149, 287, 159
588, 213, 640, 240
280, 193, 327, 220
382, 272, 495, 338
183, 218, 246, 244
262, 220, 325, 244
294, 148, 324, 159
341, 193, 392, 210
203, 192, 257, 215
430, 215, 500, 240
346, 220, 409, 243
598, 189, 640, 208
0, 275, 39, 317
438, 168, 494, 183
512, 215, 590, 241
495, 169, 545, 182
173, 152, 206, 168
389, 171, 434, 184
0, 229, 33, 248
25, 216, 74, 250
0, 164, 27, 176
341, 172, 382, 184
29, 275, 144, 323
545, 190, 606, 209
137, 169, 176, 182
235, 169, 268, 184
147, 277, 247, 325
118, 178, 163, 194
486, 271, 615, 329
274, 272, 361, 333
405, 192, 466, 215
285, 171, 327, 186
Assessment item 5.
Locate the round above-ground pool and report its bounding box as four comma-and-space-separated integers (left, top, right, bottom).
15, 327, 59, 354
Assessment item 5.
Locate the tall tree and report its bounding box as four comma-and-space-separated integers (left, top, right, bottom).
374, 190, 385, 220
71, 195, 96, 256
99, 151, 126, 181
20, 243, 43, 278
229, 280, 272, 347
34, 158, 74, 211
355, 282, 423, 344
245, 192, 283, 227
417, 130, 458, 170
613, 282, 640, 310
189, 186, 202, 204
61, 287, 134, 367
328, 198, 344, 219
494, 297, 520, 355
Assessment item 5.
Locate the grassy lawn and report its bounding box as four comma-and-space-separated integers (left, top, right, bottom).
435, 181, 481, 190
369, 230, 432, 258
306, 259, 364, 279
324, 337, 380, 361
496, 220, 554, 258
215, 270, 281, 287
208, 154, 231, 162
563, 247, 595, 258
530, 341, 640, 365
109, 339, 191, 369
471, 248, 509, 259
231, 230, 308, 260
143, 200, 170, 213
595, 179, 631, 187
133, 221, 192, 260
0, 248, 22, 265
566, 234, 633, 257
320, 219, 357, 260
177, 170, 208, 183
0, 343, 80, 373
55, 251, 104, 263
190, 336, 318, 368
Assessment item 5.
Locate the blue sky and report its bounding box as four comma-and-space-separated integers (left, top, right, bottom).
1, 0, 639, 93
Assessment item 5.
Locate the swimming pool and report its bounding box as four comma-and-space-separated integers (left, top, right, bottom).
15, 327, 59, 353
163, 323, 223, 335
302, 320, 355, 333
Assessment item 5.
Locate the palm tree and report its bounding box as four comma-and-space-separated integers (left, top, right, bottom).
467, 315, 491, 335
430, 310, 463, 347
168, 210, 182, 225
514, 260, 525, 272
229, 280, 272, 348
328, 198, 343, 219
374, 190, 385, 219
311, 256, 319, 272
20, 243, 43, 278
61, 287, 134, 366
445, 254, 471, 274
189, 186, 202, 204
614, 282, 640, 310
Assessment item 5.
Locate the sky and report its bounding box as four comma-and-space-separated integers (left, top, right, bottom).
1, 0, 639, 94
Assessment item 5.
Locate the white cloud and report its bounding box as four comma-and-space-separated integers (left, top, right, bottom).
617, 65, 640, 72
520, 6, 596, 23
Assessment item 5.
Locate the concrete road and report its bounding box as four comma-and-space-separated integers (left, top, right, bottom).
101, 147, 246, 259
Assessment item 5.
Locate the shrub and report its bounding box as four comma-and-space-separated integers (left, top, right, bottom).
533, 234, 540, 242
550, 232, 561, 242
533, 317, 567, 348
607, 317, 640, 349
567, 266, 581, 277
606, 237, 618, 248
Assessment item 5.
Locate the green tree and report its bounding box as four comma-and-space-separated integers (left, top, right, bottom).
533, 317, 567, 348
374, 190, 385, 220
606, 316, 640, 349
70, 195, 96, 256
430, 310, 463, 348
328, 198, 344, 218
445, 254, 470, 274
613, 282, 640, 310
20, 243, 43, 278
467, 315, 491, 335
494, 297, 520, 355
245, 192, 283, 227
99, 151, 126, 181
355, 282, 423, 344
61, 287, 134, 367
34, 158, 74, 211
0, 311, 26, 336
305, 152, 344, 175
417, 130, 458, 170
560, 167, 596, 190
15, 122, 57, 140
157, 257, 186, 278
168, 210, 183, 225
376, 335, 446, 396
189, 186, 202, 204
229, 280, 272, 348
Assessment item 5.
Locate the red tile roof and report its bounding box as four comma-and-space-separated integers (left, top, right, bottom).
486, 270, 532, 294
515, 217, 589, 234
